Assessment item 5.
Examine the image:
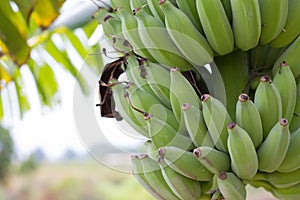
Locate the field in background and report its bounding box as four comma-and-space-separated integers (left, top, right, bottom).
0, 159, 276, 200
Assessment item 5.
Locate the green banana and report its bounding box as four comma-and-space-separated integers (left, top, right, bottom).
159, 160, 202, 200
254, 75, 282, 138
220, 0, 232, 22
253, 168, 300, 189
159, 0, 214, 66
211, 190, 223, 200
217, 172, 246, 200
110, 0, 131, 12
158, 146, 213, 181
201, 94, 232, 152
214, 50, 250, 119
117, 8, 156, 61
258, 0, 288, 45
273, 61, 297, 122
146, 114, 194, 150
135, 8, 193, 71
182, 103, 214, 147
270, 0, 300, 48
170, 67, 201, 132
144, 62, 172, 109
288, 84, 300, 131
257, 118, 290, 173
130, 0, 152, 14
229, 0, 261, 51
147, 0, 165, 23
111, 81, 149, 137
125, 56, 156, 96
176, 0, 203, 33
131, 155, 165, 199
250, 180, 300, 200
227, 122, 258, 180
273, 35, 300, 78
196, 0, 234, 55
126, 83, 179, 131
278, 127, 300, 172
201, 175, 218, 195
139, 154, 180, 200
193, 146, 231, 175
236, 93, 263, 148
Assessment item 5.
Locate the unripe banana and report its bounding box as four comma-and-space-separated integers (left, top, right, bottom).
278, 127, 300, 172
193, 146, 231, 175
112, 81, 149, 137
159, 0, 214, 66
273, 35, 300, 78
170, 67, 201, 132
131, 155, 165, 199
214, 50, 250, 119
254, 75, 282, 138
290, 83, 300, 131
117, 8, 156, 61
126, 83, 179, 130
217, 172, 246, 200
125, 56, 156, 96
258, 0, 288, 45
220, 0, 232, 22
236, 93, 263, 148
110, 0, 131, 12
159, 160, 202, 200
227, 122, 258, 180
229, 0, 261, 51
176, 0, 203, 33
257, 118, 290, 173
144, 62, 172, 109
201, 94, 232, 152
211, 190, 223, 200
253, 168, 300, 189
135, 8, 193, 71
270, 0, 300, 48
158, 146, 213, 181
147, 0, 164, 23
196, 0, 234, 55
273, 61, 297, 122
201, 175, 218, 195
130, 0, 152, 14
146, 114, 194, 150
182, 103, 214, 147
139, 154, 180, 200
250, 180, 300, 200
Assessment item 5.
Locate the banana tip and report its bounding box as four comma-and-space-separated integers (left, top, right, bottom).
201, 94, 210, 102
182, 103, 191, 111
158, 0, 166, 5
260, 75, 270, 83
193, 148, 201, 158
239, 94, 249, 102
280, 118, 289, 126
227, 122, 236, 129
218, 171, 227, 180
170, 67, 180, 72
280, 61, 288, 67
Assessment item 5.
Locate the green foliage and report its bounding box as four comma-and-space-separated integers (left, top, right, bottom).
0, 126, 13, 181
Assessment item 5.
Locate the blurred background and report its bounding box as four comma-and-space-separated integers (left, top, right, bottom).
0, 0, 276, 199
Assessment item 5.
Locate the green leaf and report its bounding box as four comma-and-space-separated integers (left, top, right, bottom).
11, 64, 30, 118
82, 21, 98, 38
0, 93, 3, 120
31, 0, 65, 28
64, 30, 88, 59
45, 39, 89, 94
85, 44, 103, 75
27, 58, 59, 106
12, 0, 36, 23
0, 8, 30, 66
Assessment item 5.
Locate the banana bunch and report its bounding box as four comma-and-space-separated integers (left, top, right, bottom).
95, 0, 300, 199
96, 0, 300, 68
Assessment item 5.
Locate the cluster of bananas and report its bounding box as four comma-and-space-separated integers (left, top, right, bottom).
96, 0, 300, 199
